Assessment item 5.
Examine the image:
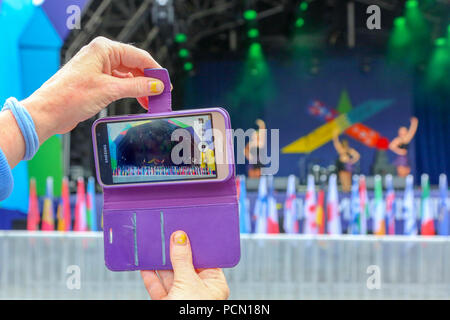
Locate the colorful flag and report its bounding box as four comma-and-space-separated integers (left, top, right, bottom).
86, 177, 98, 231
27, 178, 40, 231
359, 175, 368, 234
420, 174, 435, 236
373, 175, 386, 235
267, 175, 280, 233
41, 177, 55, 231
304, 174, 318, 234
403, 175, 417, 235
327, 174, 341, 234
238, 175, 251, 233
316, 189, 325, 234
438, 174, 449, 236
349, 175, 361, 234
254, 176, 268, 234
385, 174, 396, 235
282, 99, 393, 153
308, 100, 389, 150
74, 177, 87, 232
57, 177, 71, 231
283, 175, 299, 234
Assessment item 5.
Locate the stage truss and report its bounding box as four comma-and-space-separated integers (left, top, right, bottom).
62, 0, 450, 180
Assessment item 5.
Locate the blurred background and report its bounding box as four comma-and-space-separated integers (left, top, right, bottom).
0, 0, 449, 299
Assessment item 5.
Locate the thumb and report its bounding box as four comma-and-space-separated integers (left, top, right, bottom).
109, 76, 164, 100
170, 231, 197, 281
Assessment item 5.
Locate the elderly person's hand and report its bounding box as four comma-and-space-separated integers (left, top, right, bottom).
0, 37, 231, 300
21, 36, 164, 144
141, 231, 230, 300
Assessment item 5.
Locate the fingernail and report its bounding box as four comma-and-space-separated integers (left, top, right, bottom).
149, 80, 164, 94
173, 231, 187, 246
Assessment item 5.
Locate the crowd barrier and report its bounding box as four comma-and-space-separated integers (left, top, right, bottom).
0, 232, 449, 299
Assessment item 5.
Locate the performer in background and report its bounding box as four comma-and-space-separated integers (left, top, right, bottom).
333, 133, 360, 192
389, 117, 418, 177
245, 119, 266, 178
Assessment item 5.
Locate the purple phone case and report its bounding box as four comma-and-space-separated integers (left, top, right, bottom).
92, 68, 240, 271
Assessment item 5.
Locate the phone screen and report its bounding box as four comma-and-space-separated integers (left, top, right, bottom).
95, 113, 217, 185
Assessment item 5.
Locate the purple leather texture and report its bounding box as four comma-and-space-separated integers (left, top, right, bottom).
95, 68, 241, 271
143, 68, 172, 114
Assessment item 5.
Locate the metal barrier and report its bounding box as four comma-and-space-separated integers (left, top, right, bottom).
0, 232, 449, 299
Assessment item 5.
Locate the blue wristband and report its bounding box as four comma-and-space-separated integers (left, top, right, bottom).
2, 97, 39, 161
0, 147, 14, 201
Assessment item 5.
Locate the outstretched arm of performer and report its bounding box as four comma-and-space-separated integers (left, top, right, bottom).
389, 137, 407, 156
255, 119, 266, 148
349, 148, 360, 164
332, 133, 345, 155
404, 117, 418, 143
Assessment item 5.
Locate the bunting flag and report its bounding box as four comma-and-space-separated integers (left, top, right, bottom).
438, 174, 449, 236
27, 178, 40, 231
373, 175, 386, 235
62, 177, 72, 231
304, 175, 318, 234
41, 177, 55, 231
349, 175, 361, 234
74, 177, 87, 232
57, 177, 71, 231
267, 175, 280, 233
326, 174, 341, 234
316, 189, 325, 234
359, 175, 369, 235
86, 177, 98, 231
403, 175, 417, 235
254, 176, 268, 234
238, 175, 251, 233
56, 203, 63, 232
420, 174, 435, 236
283, 175, 299, 234
385, 174, 396, 235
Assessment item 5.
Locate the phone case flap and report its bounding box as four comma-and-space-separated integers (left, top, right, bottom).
144, 68, 172, 114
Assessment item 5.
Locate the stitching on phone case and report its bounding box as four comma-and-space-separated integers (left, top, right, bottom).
160, 211, 166, 266
132, 213, 139, 266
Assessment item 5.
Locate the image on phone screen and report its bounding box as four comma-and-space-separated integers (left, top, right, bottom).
99, 113, 217, 185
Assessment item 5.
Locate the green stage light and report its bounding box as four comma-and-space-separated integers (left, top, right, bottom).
249, 42, 262, 59
232, 41, 274, 105
295, 17, 305, 28
435, 37, 446, 47
388, 16, 413, 63
174, 33, 187, 43
405, 0, 418, 9
394, 17, 406, 27
300, 2, 308, 11
427, 40, 450, 88
247, 28, 259, 38
183, 62, 193, 71
178, 48, 189, 58
243, 10, 257, 21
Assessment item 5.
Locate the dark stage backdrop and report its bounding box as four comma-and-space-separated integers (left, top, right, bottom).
183, 54, 447, 182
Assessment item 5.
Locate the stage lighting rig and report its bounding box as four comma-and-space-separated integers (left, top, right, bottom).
152, 0, 174, 25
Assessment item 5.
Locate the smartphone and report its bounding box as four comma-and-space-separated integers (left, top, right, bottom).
92, 108, 231, 187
